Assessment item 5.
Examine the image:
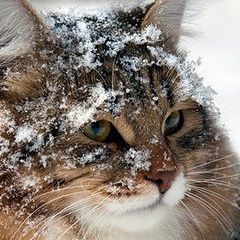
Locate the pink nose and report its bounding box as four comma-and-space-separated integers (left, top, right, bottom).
148, 170, 177, 193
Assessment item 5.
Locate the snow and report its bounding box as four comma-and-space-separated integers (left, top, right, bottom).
44, 9, 163, 79
31, 0, 240, 155
15, 125, 38, 144
66, 84, 109, 130
19, 173, 41, 191
108, 178, 141, 194
15, 124, 45, 152
32, 0, 240, 156
79, 147, 107, 165
0, 0, 238, 217
39, 1, 217, 118
0, 1, 221, 179
147, 45, 216, 108
124, 148, 151, 177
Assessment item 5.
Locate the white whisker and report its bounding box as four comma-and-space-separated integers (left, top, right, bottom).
187, 162, 240, 175
11, 183, 101, 240
188, 184, 240, 211
188, 154, 236, 171
188, 179, 240, 190
186, 191, 238, 237
55, 186, 112, 240
16, 183, 107, 240
179, 200, 209, 239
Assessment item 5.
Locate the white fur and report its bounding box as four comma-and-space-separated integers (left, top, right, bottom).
162, 172, 188, 206
0, 0, 37, 63
58, 172, 188, 240
43, 218, 78, 240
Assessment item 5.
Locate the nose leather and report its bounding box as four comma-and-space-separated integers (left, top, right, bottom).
150, 170, 177, 193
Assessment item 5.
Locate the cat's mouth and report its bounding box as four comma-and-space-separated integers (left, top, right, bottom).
105, 172, 187, 214
124, 195, 163, 214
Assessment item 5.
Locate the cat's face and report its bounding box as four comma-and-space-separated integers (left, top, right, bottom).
0, 1, 239, 240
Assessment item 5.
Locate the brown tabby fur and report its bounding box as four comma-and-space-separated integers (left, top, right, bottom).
0, 0, 239, 239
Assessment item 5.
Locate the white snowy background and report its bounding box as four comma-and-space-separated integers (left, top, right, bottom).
30, 0, 240, 155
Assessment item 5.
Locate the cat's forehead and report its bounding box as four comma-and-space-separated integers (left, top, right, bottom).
2, 5, 216, 123
39, 8, 213, 109
43, 8, 164, 77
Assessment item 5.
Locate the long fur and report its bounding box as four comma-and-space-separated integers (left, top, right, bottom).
0, 0, 44, 64
0, 1, 239, 240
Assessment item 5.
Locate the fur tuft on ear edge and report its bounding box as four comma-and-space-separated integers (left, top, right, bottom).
142, 0, 187, 45
0, 0, 44, 65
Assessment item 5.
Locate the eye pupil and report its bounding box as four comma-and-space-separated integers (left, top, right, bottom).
91, 122, 101, 135
164, 110, 183, 136
165, 117, 172, 127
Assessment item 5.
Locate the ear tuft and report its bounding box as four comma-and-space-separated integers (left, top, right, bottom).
0, 0, 43, 65
142, 0, 187, 45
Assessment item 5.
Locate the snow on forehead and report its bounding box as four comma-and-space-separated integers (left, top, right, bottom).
44, 5, 216, 108
45, 5, 163, 69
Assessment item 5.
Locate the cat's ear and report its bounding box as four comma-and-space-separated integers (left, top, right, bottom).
142, 0, 187, 45
0, 0, 45, 66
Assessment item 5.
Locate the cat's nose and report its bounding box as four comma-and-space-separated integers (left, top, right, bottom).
147, 170, 177, 194
143, 142, 177, 193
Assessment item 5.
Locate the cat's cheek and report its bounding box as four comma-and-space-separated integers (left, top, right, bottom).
161, 172, 188, 206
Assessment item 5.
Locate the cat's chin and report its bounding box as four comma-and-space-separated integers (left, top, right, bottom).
74, 173, 187, 233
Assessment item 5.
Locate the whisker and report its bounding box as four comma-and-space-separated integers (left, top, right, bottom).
15, 184, 107, 240
188, 179, 240, 190
38, 190, 108, 239
188, 184, 240, 211
186, 191, 237, 236
56, 187, 112, 239
10, 184, 101, 240
56, 200, 108, 240
81, 197, 112, 240
32, 178, 103, 201
188, 154, 236, 171
179, 200, 209, 239
212, 173, 240, 181
187, 162, 240, 175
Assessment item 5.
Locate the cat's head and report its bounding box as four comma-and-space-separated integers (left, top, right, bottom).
0, 0, 239, 239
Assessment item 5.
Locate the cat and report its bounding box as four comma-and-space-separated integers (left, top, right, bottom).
0, 0, 239, 239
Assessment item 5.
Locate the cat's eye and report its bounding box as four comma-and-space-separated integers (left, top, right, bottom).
82, 120, 112, 142
164, 110, 184, 136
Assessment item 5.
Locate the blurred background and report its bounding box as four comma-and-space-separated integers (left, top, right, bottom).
30, 0, 240, 154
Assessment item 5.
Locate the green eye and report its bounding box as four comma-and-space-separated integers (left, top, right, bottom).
83, 120, 112, 142
164, 110, 184, 136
